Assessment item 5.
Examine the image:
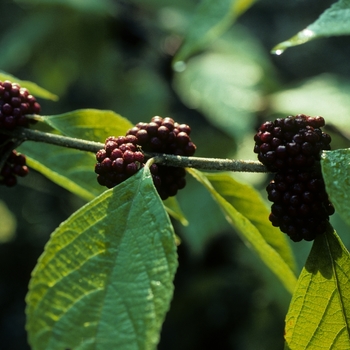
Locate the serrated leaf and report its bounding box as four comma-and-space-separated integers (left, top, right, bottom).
189, 169, 297, 293
173, 0, 257, 65
204, 172, 297, 273
284, 227, 350, 349
0, 71, 58, 101
321, 149, 350, 227
42, 109, 133, 143
19, 142, 102, 201
26, 166, 178, 350
272, 0, 350, 55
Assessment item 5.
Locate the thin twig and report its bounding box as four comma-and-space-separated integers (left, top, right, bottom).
0, 127, 270, 173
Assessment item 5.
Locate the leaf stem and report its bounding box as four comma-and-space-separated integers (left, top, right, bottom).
0, 127, 269, 173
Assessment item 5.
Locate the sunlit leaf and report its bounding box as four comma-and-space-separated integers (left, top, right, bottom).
26, 165, 178, 350
0, 71, 58, 101
321, 149, 350, 227
284, 227, 350, 349
189, 169, 297, 293
173, 0, 257, 65
204, 172, 297, 272
272, 0, 350, 55
19, 142, 102, 201
42, 109, 133, 143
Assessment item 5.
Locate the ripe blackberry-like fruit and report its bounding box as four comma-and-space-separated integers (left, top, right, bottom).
95, 135, 145, 189
255, 115, 335, 241
267, 168, 334, 242
0, 147, 29, 187
0, 80, 41, 129
96, 116, 196, 200
126, 116, 196, 199
254, 114, 331, 171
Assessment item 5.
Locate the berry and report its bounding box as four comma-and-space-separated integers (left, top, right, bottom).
126, 116, 196, 200
265, 166, 334, 242
95, 136, 144, 189
254, 114, 331, 171
96, 116, 196, 200
255, 115, 335, 241
0, 80, 41, 129
0, 146, 29, 187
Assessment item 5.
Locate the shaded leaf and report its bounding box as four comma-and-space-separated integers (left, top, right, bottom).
174, 31, 264, 139
0, 71, 58, 101
163, 196, 189, 226
269, 74, 350, 129
204, 172, 297, 272
26, 166, 178, 350
19, 142, 102, 201
42, 109, 133, 143
15, 0, 117, 16
272, 0, 350, 55
173, 0, 257, 65
284, 227, 350, 349
321, 149, 350, 227
189, 169, 297, 293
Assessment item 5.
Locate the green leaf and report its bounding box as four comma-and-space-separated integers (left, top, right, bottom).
173, 50, 262, 140
189, 169, 297, 293
14, 0, 117, 16
42, 109, 133, 143
0, 71, 58, 101
173, 0, 257, 65
272, 0, 350, 55
163, 197, 189, 226
321, 149, 350, 227
19, 142, 103, 201
269, 74, 350, 128
204, 172, 297, 273
284, 227, 350, 349
26, 166, 178, 350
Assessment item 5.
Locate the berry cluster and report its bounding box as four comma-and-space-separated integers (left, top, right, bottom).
254, 115, 331, 172
95, 135, 144, 188
0, 80, 41, 129
267, 169, 334, 241
95, 116, 196, 200
0, 146, 29, 187
254, 114, 334, 241
0, 81, 41, 187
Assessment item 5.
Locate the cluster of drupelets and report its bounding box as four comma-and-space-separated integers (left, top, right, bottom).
254, 114, 334, 241
0, 81, 40, 187
95, 116, 196, 200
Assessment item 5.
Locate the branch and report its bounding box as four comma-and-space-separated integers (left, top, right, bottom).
0, 127, 269, 173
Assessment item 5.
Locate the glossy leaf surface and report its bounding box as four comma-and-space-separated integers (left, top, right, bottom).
26, 166, 178, 350
321, 149, 350, 227
284, 227, 350, 349
272, 0, 350, 55
189, 169, 297, 293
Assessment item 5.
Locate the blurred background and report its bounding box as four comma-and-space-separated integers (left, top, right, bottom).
1, 0, 350, 349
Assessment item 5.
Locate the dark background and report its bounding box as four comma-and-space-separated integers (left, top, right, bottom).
1, 0, 349, 349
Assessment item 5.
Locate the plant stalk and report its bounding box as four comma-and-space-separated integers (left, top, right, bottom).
0, 127, 269, 173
